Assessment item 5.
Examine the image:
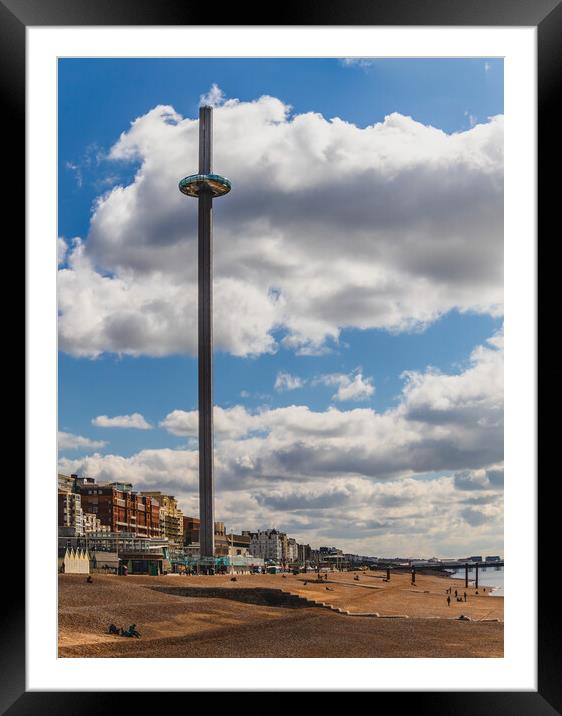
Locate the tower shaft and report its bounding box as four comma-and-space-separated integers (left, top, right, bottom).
198, 106, 214, 560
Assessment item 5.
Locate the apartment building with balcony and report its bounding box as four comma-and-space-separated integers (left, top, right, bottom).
243, 529, 286, 563
141, 492, 184, 544
298, 543, 311, 563
83, 511, 110, 535
286, 537, 299, 563
75, 479, 160, 538
58, 473, 77, 494
58, 491, 84, 536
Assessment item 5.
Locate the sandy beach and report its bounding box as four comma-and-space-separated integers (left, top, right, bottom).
58, 569, 503, 658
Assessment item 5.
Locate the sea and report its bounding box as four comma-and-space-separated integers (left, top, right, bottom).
449, 566, 504, 596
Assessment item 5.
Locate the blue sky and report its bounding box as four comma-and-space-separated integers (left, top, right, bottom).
58, 58, 504, 557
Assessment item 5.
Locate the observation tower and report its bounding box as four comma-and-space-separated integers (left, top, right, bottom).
179, 106, 231, 562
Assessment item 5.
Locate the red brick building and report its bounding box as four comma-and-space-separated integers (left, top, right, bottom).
76, 480, 160, 537
183, 516, 201, 545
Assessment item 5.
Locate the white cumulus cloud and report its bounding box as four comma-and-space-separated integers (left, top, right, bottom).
199, 83, 226, 108
57, 237, 69, 266
274, 371, 305, 392
58, 431, 107, 451
315, 370, 375, 402
92, 412, 152, 429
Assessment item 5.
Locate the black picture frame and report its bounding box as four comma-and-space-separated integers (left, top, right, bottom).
11, 0, 558, 710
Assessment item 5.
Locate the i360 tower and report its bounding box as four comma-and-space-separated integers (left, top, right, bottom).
179, 106, 231, 562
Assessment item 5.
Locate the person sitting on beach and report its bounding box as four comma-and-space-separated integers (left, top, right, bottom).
108, 624, 119, 635
120, 624, 140, 638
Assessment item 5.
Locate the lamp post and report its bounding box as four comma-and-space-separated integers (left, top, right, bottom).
179, 106, 231, 563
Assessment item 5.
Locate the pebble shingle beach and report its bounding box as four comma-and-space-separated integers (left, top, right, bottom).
58, 570, 503, 658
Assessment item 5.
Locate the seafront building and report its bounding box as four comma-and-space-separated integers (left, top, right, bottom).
83, 511, 110, 535
58, 473, 77, 493
72, 476, 161, 538
58, 490, 84, 535
285, 537, 299, 563
214, 521, 230, 556
228, 533, 251, 557
183, 517, 229, 555
243, 529, 285, 563
141, 491, 184, 544
183, 516, 201, 546
298, 543, 312, 563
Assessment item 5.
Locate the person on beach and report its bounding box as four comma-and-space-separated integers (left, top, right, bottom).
454, 590, 457, 597
447, 595, 451, 607
464, 592, 467, 602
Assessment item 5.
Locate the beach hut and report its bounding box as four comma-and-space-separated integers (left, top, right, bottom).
62, 547, 90, 574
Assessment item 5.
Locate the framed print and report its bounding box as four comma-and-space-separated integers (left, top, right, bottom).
10, 0, 558, 710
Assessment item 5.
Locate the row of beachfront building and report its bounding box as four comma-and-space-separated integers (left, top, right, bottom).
58, 473, 369, 575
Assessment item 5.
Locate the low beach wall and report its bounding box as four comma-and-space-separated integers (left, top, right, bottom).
151, 586, 312, 609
